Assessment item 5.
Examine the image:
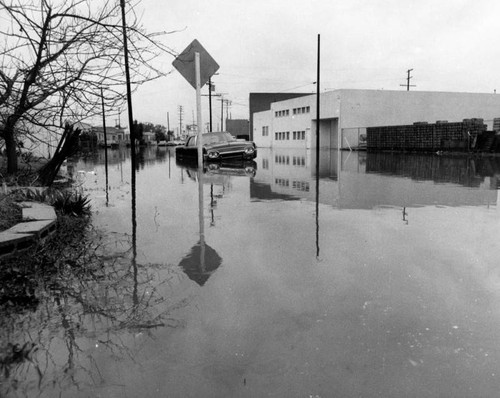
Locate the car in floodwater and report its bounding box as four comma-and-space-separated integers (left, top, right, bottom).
175, 132, 257, 162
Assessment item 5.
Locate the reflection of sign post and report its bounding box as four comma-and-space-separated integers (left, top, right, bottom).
173, 40, 220, 167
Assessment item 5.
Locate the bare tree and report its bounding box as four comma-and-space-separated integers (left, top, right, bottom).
0, 0, 175, 174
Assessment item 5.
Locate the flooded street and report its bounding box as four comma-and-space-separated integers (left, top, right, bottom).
3, 147, 500, 397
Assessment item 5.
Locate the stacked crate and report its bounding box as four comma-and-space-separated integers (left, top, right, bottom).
367, 118, 486, 152
493, 118, 500, 132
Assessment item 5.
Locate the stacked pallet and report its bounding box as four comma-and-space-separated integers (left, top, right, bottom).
366, 119, 486, 152
493, 118, 500, 132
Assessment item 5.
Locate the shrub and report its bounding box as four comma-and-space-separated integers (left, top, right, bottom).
20, 188, 91, 217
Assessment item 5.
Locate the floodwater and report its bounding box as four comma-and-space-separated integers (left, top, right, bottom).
2, 146, 500, 398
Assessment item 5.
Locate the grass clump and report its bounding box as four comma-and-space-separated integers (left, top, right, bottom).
0, 194, 22, 232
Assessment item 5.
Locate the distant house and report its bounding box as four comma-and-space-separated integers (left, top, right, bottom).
72, 121, 93, 133
142, 131, 156, 145
92, 126, 126, 147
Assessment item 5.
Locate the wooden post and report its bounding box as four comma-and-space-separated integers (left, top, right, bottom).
100, 88, 109, 205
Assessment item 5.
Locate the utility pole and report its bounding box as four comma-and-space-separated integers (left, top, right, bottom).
217, 96, 224, 131
216, 97, 231, 131
400, 68, 416, 91
204, 90, 225, 131
225, 99, 231, 122
178, 105, 183, 138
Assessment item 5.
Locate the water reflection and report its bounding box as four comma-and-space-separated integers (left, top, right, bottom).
173, 159, 227, 285
178, 241, 222, 285
176, 158, 257, 183
3, 147, 500, 397
365, 152, 500, 188
253, 148, 499, 208
0, 227, 184, 397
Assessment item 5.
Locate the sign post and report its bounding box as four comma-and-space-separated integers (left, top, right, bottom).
195, 52, 203, 166
173, 40, 220, 164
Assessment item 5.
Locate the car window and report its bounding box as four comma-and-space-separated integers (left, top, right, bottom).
186, 136, 196, 147
203, 134, 223, 145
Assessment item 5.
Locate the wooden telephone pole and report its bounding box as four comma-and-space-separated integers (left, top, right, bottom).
400, 68, 416, 91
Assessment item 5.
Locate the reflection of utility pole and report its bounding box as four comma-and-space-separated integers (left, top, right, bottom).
400, 68, 416, 91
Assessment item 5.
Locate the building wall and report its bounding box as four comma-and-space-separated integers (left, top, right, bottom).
337, 89, 500, 130
253, 89, 500, 149
249, 92, 311, 140
253, 111, 273, 148
254, 96, 317, 148
226, 119, 249, 139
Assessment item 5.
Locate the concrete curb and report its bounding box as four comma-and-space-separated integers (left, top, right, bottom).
0, 201, 57, 260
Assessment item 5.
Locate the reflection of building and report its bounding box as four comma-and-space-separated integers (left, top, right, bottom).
251, 148, 499, 208
252, 89, 500, 150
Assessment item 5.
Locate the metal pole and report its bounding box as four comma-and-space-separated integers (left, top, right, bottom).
100, 88, 109, 206
195, 52, 203, 166
209, 78, 213, 132
315, 33, 321, 259
316, 34, 321, 154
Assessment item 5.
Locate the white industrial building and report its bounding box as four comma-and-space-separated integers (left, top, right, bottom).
252, 89, 500, 149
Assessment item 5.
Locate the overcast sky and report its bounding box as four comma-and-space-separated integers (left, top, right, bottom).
128, 0, 500, 130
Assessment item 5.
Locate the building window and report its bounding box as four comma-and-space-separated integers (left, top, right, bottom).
275, 178, 289, 187
293, 156, 305, 166
286, 131, 290, 140
275, 132, 278, 140
292, 106, 310, 115
275, 109, 290, 118
292, 181, 310, 192
262, 126, 269, 136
